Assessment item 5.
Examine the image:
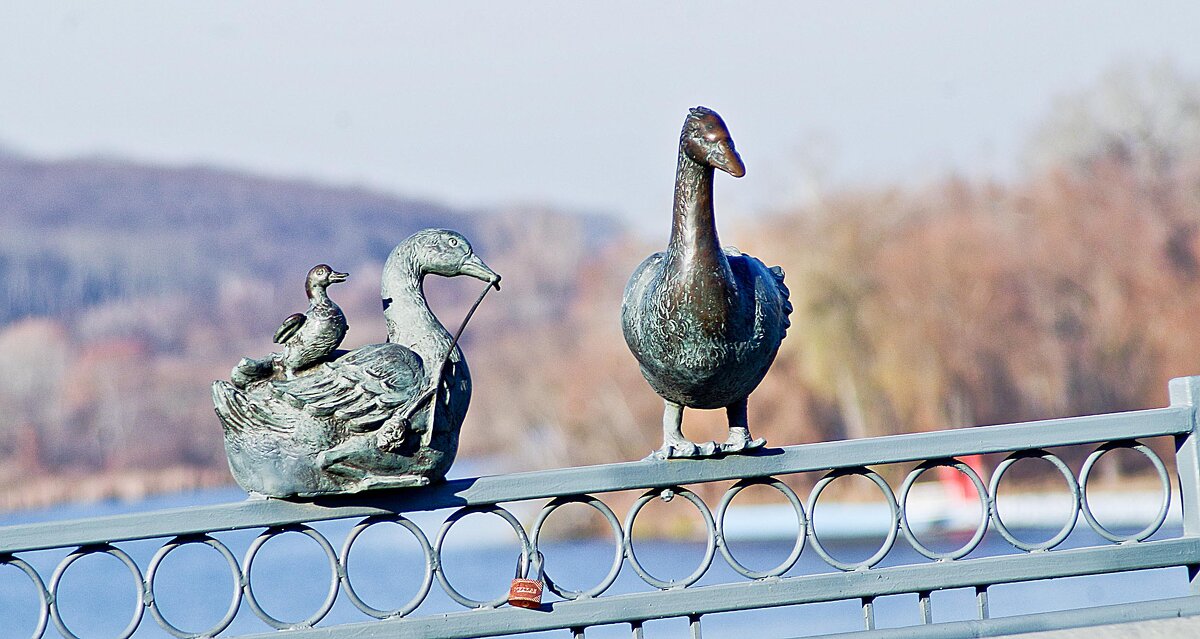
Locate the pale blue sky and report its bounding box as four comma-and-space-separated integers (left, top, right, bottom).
2, 2, 1198, 225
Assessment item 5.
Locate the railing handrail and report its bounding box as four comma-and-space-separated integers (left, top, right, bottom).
0, 402, 1189, 555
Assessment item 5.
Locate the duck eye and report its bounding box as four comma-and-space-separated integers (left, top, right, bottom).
448, 237, 459, 248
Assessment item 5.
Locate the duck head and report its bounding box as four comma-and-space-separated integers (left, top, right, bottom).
681, 106, 745, 178
306, 264, 349, 297
400, 229, 501, 289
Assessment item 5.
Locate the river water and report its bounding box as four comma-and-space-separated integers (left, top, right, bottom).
0, 486, 1189, 639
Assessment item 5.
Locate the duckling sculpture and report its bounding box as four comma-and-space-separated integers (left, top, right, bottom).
212, 229, 500, 497
274, 264, 349, 377
230, 264, 350, 388
622, 106, 792, 460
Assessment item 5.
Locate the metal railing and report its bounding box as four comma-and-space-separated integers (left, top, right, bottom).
3, 377, 1200, 638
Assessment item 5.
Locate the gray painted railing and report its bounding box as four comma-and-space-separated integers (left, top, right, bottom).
4, 377, 1200, 638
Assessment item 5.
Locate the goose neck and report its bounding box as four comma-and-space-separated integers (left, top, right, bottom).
668, 152, 729, 280
381, 255, 450, 362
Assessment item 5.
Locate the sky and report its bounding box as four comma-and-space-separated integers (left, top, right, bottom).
2, 2, 1199, 227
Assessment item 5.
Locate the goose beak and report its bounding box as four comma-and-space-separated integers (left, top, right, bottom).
329, 271, 349, 283
459, 254, 502, 290
714, 144, 746, 178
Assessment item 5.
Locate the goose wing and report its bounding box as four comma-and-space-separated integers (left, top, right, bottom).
726, 248, 792, 334
213, 380, 299, 438
273, 342, 425, 432
274, 312, 306, 344
620, 251, 667, 347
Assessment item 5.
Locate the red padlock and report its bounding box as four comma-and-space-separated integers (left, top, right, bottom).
508, 551, 544, 609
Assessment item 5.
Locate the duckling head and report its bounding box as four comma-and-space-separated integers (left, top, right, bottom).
306, 264, 349, 297
401, 229, 501, 289
681, 106, 745, 178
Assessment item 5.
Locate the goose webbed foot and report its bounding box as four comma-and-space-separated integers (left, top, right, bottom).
376, 405, 425, 453
720, 427, 766, 454
377, 416, 410, 453
647, 436, 719, 461
649, 399, 719, 460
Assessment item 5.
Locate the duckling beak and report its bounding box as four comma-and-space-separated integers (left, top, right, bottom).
459, 254, 502, 290
329, 271, 349, 284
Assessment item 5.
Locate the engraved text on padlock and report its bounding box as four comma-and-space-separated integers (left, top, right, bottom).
508, 551, 544, 609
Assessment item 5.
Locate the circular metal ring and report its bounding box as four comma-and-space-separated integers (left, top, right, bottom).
899, 459, 990, 560
806, 468, 900, 571
716, 477, 807, 578
48, 544, 145, 639
989, 450, 1080, 551
434, 505, 532, 609
530, 495, 624, 599
623, 487, 717, 589
1, 554, 50, 639
146, 534, 242, 639
243, 525, 340, 629
340, 515, 435, 618
1079, 441, 1171, 543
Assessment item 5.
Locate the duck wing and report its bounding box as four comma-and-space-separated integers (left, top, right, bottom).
273, 342, 425, 432
274, 312, 306, 344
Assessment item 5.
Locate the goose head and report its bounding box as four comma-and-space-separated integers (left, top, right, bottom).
305, 264, 348, 297
681, 106, 745, 178
401, 229, 501, 289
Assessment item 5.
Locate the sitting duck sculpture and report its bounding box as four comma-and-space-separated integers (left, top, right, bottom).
273, 264, 349, 377
212, 229, 500, 497
231, 264, 349, 388
622, 106, 792, 460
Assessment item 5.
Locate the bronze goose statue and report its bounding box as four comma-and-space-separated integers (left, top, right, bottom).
212, 229, 500, 497
622, 106, 791, 460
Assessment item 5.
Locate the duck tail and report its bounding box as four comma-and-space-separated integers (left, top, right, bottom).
231, 356, 276, 389
769, 264, 793, 331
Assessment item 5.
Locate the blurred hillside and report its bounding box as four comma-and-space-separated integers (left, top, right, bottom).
0, 153, 627, 507
2, 62, 1199, 509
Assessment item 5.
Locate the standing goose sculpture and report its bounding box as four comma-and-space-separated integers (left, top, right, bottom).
622, 106, 792, 460
212, 229, 500, 497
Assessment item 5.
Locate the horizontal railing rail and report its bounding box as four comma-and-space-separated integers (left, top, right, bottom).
1, 404, 1189, 555
1, 377, 1198, 639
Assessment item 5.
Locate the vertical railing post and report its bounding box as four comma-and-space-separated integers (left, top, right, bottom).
861, 596, 876, 630
1170, 376, 1200, 593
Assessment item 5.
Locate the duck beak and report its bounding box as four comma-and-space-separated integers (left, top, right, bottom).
459, 254, 502, 290
329, 271, 349, 283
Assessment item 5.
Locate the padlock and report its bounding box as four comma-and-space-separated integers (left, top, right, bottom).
508, 551, 544, 609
